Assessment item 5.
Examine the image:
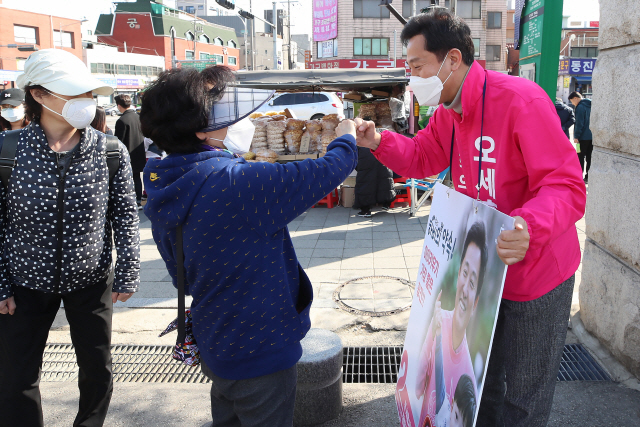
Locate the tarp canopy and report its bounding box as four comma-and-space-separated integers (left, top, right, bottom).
233, 68, 408, 92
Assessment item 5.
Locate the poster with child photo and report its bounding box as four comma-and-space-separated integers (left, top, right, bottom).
396, 183, 514, 427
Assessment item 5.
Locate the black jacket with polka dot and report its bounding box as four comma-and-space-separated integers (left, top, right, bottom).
0, 122, 140, 300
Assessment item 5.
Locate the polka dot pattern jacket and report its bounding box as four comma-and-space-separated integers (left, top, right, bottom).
143, 135, 358, 380
0, 122, 141, 301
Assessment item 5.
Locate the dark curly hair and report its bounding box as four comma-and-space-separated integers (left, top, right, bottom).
401, 9, 475, 66
139, 65, 235, 154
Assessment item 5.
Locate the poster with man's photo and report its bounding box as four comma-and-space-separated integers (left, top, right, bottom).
396, 183, 514, 427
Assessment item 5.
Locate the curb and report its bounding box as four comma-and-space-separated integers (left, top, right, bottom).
570, 311, 640, 391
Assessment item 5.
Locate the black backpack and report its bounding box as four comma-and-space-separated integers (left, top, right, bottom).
0, 129, 120, 190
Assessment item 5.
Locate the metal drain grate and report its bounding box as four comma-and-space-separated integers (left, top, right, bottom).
342, 346, 403, 384
42, 343, 611, 384
557, 343, 612, 381
42, 344, 209, 383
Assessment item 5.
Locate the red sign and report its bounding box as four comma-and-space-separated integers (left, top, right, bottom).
589, 21, 599, 28
308, 59, 410, 75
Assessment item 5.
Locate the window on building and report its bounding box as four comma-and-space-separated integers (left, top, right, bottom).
185, 31, 194, 41
472, 38, 480, 57
445, 0, 450, 10
228, 56, 237, 65
458, 0, 481, 19
214, 54, 224, 64
353, 38, 389, 56
199, 52, 210, 60
186, 50, 195, 60
214, 37, 224, 46
91, 64, 98, 73
571, 47, 599, 58
16, 58, 27, 71
53, 30, 73, 48
353, 0, 390, 18
199, 34, 210, 43
198, 5, 204, 9
178, 6, 184, 11
14, 25, 38, 44
185, 6, 195, 14
487, 12, 502, 29
228, 40, 237, 48
486, 45, 501, 61
401, 0, 431, 17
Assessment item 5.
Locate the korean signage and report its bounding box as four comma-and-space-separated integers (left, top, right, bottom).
0, 70, 22, 82
304, 50, 312, 69
127, 18, 140, 29
396, 183, 513, 427
309, 58, 409, 71
117, 78, 141, 89
519, 0, 544, 58
558, 58, 596, 75
313, 0, 338, 42
317, 39, 338, 58
589, 21, 599, 28
98, 76, 118, 87
180, 60, 219, 71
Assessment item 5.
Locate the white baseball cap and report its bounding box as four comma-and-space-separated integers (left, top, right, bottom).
16, 49, 114, 96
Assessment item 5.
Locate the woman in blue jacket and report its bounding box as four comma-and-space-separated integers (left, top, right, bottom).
140, 66, 358, 427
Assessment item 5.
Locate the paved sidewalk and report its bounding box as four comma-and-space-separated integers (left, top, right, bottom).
41, 200, 640, 426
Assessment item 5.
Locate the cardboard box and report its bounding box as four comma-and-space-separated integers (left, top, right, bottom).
341, 186, 356, 208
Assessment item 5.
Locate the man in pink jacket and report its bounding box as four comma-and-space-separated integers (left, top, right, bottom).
355, 10, 586, 427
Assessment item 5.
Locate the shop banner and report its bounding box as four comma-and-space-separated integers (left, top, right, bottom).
396, 183, 514, 427
558, 58, 596, 75
309, 59, 410, 74
0, 70, 22, 82
117, 78, 141, 89
312, 0, 337, 42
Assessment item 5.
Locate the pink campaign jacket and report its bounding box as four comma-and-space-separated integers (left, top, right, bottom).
374, 62, 587, 301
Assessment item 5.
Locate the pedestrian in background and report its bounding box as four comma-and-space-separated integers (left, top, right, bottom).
140, 66, 358, 427
0, 49, 140, 427
569, 91, 593, 183
355, 10, 586, 427
555, 97, 575, 140
114, 93, 146, 208
91, 105, 114, 135
0, 88, 30, 131
354, 147, 396, 217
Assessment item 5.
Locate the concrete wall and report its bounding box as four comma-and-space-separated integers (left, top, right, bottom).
580, 0, 640, 379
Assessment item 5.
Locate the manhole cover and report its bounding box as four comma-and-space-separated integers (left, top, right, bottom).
333, 275, 414, 317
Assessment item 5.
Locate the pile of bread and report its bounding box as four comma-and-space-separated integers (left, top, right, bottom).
357, 101, 394, 129
246, 112, 342, 162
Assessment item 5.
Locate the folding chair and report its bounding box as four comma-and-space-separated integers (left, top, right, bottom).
404, 168, 450, 217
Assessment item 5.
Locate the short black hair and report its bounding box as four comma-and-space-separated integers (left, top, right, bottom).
568, 91, 583, 101
454, 374, 477, 427
91, 106, 107, 133
139, 65, 235, 154
114, 94, 132, 109
24, 85, 47, 121
401, 9, 475, 66
460, 221, 488, 300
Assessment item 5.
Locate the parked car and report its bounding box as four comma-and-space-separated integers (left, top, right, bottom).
255, 92, 344, 120
103, 104, 120, 116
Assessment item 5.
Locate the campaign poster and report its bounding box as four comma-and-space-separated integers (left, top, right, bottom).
396, 183, 514, 427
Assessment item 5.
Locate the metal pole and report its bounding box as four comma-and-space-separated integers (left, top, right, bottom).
272, 2, 278, 70
59, 23, 63, 48
394, 29, 397, 62
287, 0, 291, 70
413, 0, 416, 16
250, 0, 256, 70
242, 18, 248, 70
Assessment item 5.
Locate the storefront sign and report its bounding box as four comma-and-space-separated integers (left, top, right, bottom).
589, 21, 599, 28
127, 18, 140, 29
117, 78, 141, 89
312, 0, 338, 42
558, 58, 596, 75
304, 50, 312, 68
98, 76, 118, 87
0, 70, 22, 82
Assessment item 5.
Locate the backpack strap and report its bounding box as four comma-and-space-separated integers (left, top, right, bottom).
104, 135, 121, 181
0, 130, 21, 191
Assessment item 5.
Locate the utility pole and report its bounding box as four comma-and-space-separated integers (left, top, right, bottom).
287, 0, 291, 70
250, 0, 255, 70
413, 0, 416, 16
272, 2, 278, 70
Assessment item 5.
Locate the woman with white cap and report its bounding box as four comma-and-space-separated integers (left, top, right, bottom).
0, 49, 140, 427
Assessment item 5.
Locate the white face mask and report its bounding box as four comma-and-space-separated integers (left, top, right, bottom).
1, 105, 25, 123
41, 91, 97, 129
409, 51, 453, 106
209, 117, 255, 155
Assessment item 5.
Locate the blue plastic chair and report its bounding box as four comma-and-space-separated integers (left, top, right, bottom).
404, 167, 450, 217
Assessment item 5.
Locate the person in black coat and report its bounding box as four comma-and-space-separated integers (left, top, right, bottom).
115, 94, 146, 207
354, 146, 396, 217
555, 99, 575, 139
